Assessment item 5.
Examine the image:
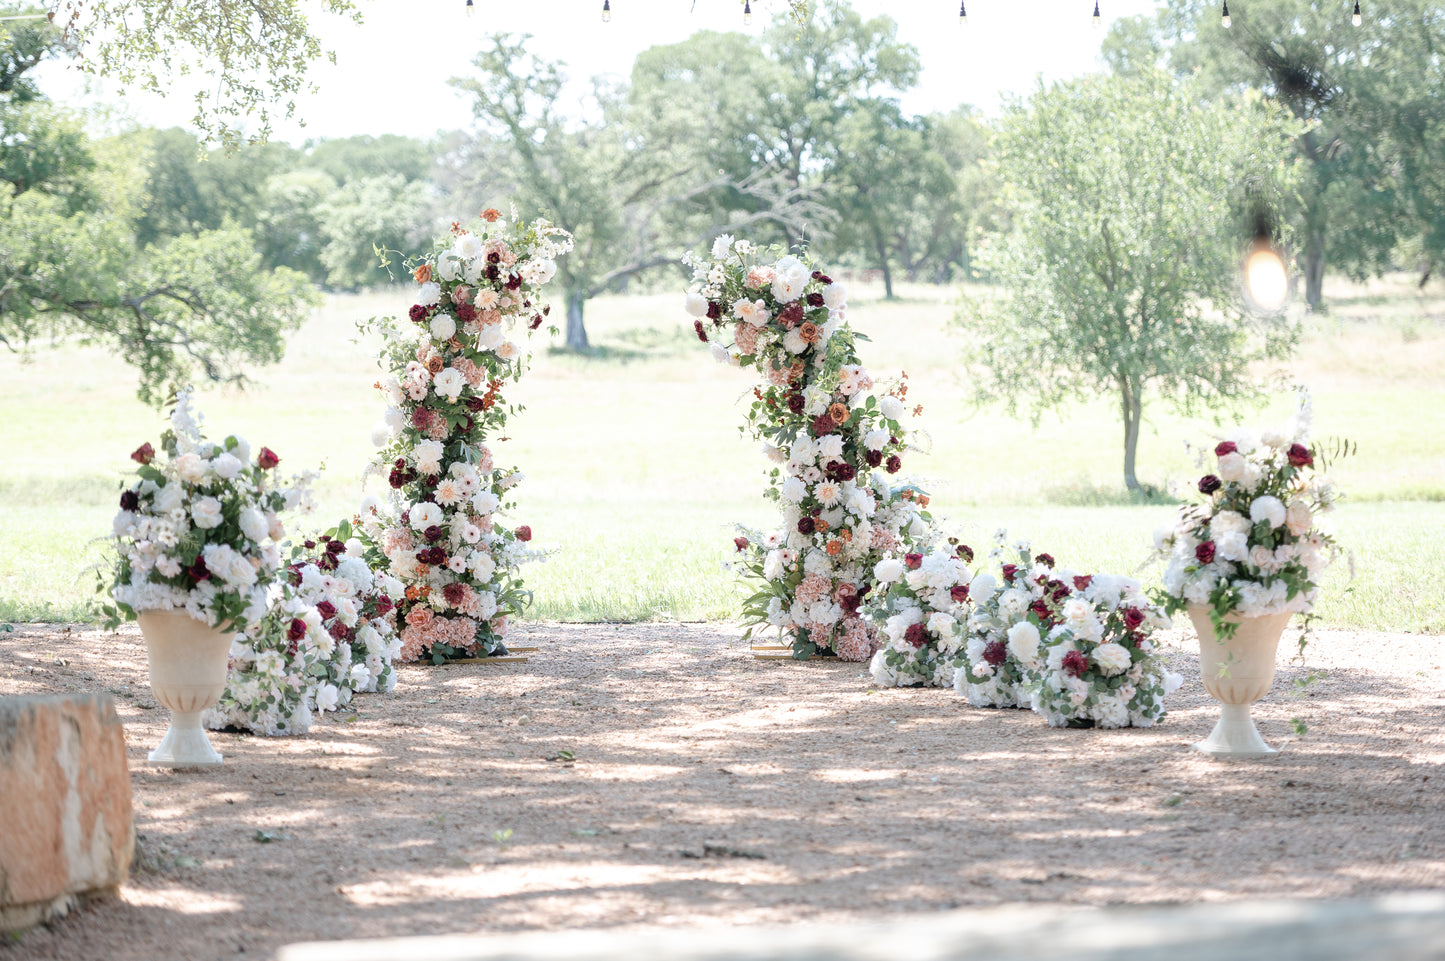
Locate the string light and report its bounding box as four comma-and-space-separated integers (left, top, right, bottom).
1352, 0, 1362, 25
602, 0, 611, 21
959, 0, 967, 24
1243, 207, 1288, 313
744, 0, 752, 25
1221, 1, 1231, 28
1092, 0, 1101, 27
465, 0, 474, 16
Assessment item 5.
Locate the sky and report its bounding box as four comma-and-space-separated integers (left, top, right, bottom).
36, 0, 1164, 144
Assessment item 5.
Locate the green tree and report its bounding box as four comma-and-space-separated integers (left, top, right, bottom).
1104, 0, 1445, 304
959, 71, 1303, 492
316, 173, 433, 290
0, 14, 316, 403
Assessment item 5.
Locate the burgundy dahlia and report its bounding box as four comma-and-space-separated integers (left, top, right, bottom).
885, 455, 901, 474
1288, 443, 1314, 468
327, 539, 346, 555
286, 618, 307, 642
424, 525, 444, 544
797, 517, 816, 535
408, 304, 429, 323
950, 584, 970, 604
983, 640, 1007, 666
1061, 650, 1089, 678
904, 623, 928, 649
1198, 474, 1223, 494
787, 393, 806, 413
865, 450, 884, 468
904, 553, 923, 571
119, 490, 139, 511
1195, 541, 1217, 564
442, 582, 467, 606
806, 292, 825, 308
315, 600, 337, 620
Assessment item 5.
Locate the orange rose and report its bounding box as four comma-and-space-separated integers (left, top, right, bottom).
799, 321, 820, 344
414, 264, 433, 284
828, 402, 849, 425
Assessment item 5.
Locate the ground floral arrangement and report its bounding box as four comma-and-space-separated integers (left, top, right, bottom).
685, 238, 930, 661
357, 209, 573, 664
1155, 393, 1343, 644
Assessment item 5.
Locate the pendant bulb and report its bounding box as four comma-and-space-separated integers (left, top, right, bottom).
743, 0, 752, 25
465, 0, 474, 16
1352, 0, 1362, 26
1221, 1, 1231, 27
959, 0, 967, 24
602, 0, 611, 21
1092, 0, 1101, 27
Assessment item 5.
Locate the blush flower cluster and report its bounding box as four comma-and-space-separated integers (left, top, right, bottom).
867, 535, 978, 687
359, 209, 572, 663
685, 238, 928, 660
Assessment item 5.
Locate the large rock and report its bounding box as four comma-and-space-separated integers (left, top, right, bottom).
0, 694, 135, 932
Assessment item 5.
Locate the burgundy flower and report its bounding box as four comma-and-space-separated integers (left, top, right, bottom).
983, 640, 1007, 666
1061, 650, 1089, 678
865, 450, 884, 468
806, 292, 825, 307
412, 407, 434, 429
304, 539, 317, 550
904, 553, 923, 571
328, 621, 351, 642
1036, 552, 1056, 569
956, 544, 975, 564
319, 552, 339, 571
257, 447, 281, 470
1287, 443, 1314, 468
119, 490, 140, 511
904, 623, 928, 649
885, 455, 902, 474
530, 314, 544, 331
779, 302, 805, 327
734, 536, 749, 553
316, 600, 337, 620
812, 413, 835, 436
327, 539, 346, 555
187, 557, 210, 582
488, 251, 501, 264
286, 618, 307, 642
950, 584, 970, 604
694, 320, 709, 343
424, 525, 444, 544
787, 393, 806, 414
1214, 441, 1238, 457
505, 274, 523, 291
288, 564, 304, 587
812, 271, 833, 284
408, 304, 429, 323
130, 443, 155, 465
388, 469, 408, 490
455, 303, 476, 325
375, 595, 394, 616
1051, 583, 1071, 602
797, 517, 816, 535
1002, 563, 1018, 584
706, 301, 722, 321
1030, 599, 1051, 620
1195, 541, 1217, 564
1123, 607, 1146, 630
515, 525, 533, 542
1198, 474, 1222, 494
442, 582, 467, 606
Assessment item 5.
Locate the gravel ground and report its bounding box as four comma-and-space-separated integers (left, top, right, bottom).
1, 621, 1443, 961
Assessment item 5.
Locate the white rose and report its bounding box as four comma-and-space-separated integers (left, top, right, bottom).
211, 452, 243, 480
471, 490, 500, 515
926, 612, 955, 637
409, 502, 443, 530
1285, 499, 1313, 536
783, 329, 808, 354
1250, 495, 1287, 529
433, 367, 465, 401
1006, 621, 1041, 666
1093, 642, 1132, 676
879, 396, 905, 421
314, 683, 340, 713
238, 508, 269, 543
476, 324, 504, 352
175, 452, 205, 483
191, 497, 224, 529
874, 558, 905, 584
1217, 452, 1247, 482
417, 282, 441, 306
863, 429, 889, 452
430, 313, 458, 342
822, 282, 847, 310
436, 254, 461, 282
153, 483, 184, 515
684, 291, 709, 318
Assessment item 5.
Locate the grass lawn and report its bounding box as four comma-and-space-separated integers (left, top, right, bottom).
3, 273, 1441, 632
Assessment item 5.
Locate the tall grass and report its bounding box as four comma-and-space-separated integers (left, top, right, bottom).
4, 274, 1442, 632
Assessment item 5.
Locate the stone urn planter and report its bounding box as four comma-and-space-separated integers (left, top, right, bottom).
136, 610, 233, 767
1187, 606, 1293, 758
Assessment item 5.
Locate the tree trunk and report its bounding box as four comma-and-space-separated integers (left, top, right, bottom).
1120, 376, 1143, 493
565, 291, 589, 351
871, 223, 894, 299
1303, 227, 1326, 310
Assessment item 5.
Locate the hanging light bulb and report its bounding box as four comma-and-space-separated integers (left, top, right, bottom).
465, 0, 474, 16
1092, 0, 1101, 27
1352, 0, 1362, 26
1221, 1, 1231, 27
1243, 209, 1289, 313
602, 0, 611, 22
744, 0, 752, 25
959, 0, 967, 24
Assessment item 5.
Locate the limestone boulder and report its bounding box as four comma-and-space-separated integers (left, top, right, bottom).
0, 694, 135, 932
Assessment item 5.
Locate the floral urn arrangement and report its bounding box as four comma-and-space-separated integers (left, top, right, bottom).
359, 208, 572, 664
101, 389, 311, 766
1155, 396, 1342, 756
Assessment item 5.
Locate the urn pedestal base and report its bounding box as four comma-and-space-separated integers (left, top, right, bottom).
137, 610, 233, 769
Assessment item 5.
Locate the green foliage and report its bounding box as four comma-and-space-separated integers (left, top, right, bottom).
49, 0, 361, 149
314, 174, 431, 290
959, 71, 1304, 491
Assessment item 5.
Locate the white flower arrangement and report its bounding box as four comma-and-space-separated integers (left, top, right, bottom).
868, 536, 978, 688
956, 534, 1182, 728
1155, 392, 1344, 641
204, 584, 322, 737
361, 208, 571, 662
687, 241, 929, 660
101, 389, 312, 634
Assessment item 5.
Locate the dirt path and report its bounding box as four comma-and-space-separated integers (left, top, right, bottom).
2, 621, 1442, 961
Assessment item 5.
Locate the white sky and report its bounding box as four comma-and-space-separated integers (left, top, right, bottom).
37, 0, 1162, 144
